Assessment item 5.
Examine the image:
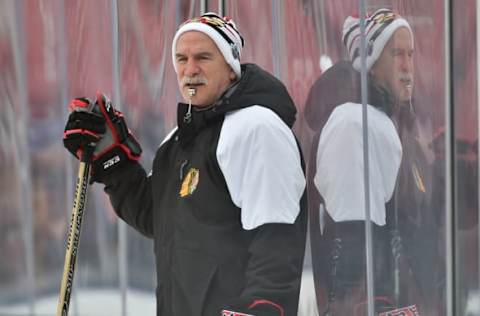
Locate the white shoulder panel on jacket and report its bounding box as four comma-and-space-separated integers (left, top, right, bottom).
217, 105, 305, 230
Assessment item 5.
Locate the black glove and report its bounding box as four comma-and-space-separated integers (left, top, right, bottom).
63, 97, 105, 160
63, 93, 142, 182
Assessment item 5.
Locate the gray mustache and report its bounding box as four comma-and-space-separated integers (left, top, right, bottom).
399, 73, 413, 82
182, 76, 208, 86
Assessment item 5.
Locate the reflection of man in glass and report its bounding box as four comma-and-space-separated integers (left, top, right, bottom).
306, 8, 433, 315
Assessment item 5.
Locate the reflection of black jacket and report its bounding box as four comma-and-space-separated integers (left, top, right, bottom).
103, 64, 307, 316
305, 61, 437, 311
306, 61, 399, 306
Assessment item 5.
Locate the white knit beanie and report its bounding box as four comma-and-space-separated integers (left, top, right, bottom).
172, 12, 245, 78
342, 8, 413, 72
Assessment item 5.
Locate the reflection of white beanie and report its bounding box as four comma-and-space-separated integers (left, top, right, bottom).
172, 12, 245, 78
342, 8, 413, 72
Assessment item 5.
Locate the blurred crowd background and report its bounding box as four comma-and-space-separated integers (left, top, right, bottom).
0, 0, 478, 315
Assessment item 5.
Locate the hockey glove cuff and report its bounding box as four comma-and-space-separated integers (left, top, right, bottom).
90, 93, 141, 182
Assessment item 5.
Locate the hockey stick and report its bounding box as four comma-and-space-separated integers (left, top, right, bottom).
56, 152, 91, 316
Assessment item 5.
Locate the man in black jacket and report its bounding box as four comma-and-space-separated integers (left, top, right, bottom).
63, 12, 307, 316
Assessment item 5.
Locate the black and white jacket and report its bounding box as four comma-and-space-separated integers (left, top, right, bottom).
103, 63, 307, 316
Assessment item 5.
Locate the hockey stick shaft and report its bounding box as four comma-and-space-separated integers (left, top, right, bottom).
56, 158, 91, 316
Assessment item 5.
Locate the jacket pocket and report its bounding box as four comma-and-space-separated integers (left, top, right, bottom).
171, 248, 218, 316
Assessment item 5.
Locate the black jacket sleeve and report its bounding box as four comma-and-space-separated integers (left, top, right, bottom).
102, 161, 154, 238
222, 197, 308, 316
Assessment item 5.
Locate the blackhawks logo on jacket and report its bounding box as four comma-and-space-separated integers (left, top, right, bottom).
179, 168, 199, 197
